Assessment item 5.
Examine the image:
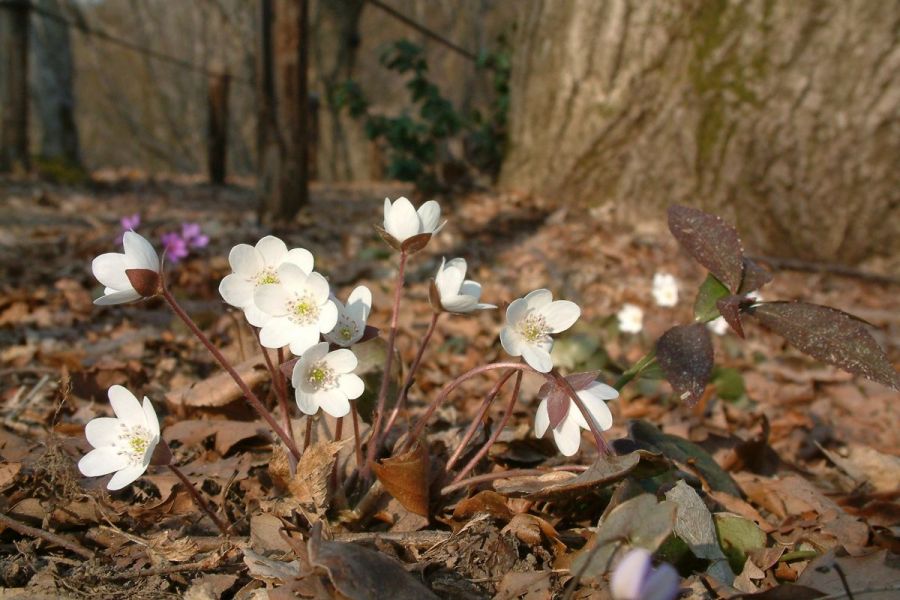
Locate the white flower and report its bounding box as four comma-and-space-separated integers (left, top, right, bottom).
219, 235, 314, 327
651, 273, 679, 307
91, 231, 160, 305
323, 285, 372, 347
500, 289, 581, 373
78, 385, 160, 490
707, 316, 729, 336
610, 548, 680, 600
534, 378, 617, 456
433, 257, 496, 314
617, 303, 644, 334
382, 197, 445, 243
254, 263, 338, 355
291, 342, 364, 418
747, 291, 763, 302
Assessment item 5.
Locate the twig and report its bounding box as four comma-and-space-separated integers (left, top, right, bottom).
168, 463, 229, 535
0, 512, 94, 559
333, 530, 450, 547
749, 254, 900, 286
440, 465, 587, 496
100, 557, 238, 580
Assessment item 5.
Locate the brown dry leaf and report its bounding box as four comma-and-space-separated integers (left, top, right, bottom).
819, 444, 900, 493
250, 513, 295, 554
54, 278, 93, 315
372, 440, 430, 517
494, 570, 553, 600
243, 548, 302, 584
492, 471, 577, 497
145, 530, 201, 562
453, 490, 513, 522
797, 549, 900, 599
270, 440, 348, 514
528, 451, 667, 500
166, 355, 269, 407
501, 513, 565, 555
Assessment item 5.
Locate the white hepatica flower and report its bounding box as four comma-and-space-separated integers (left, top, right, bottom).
324, 285, 372, 347
534, 378, 617, 456
617, 303, 644, 334
651, 273, 679, 307
255, 263, 338, 355
92, 231, 160, 305
610, 548, 680, 600
433, 257, 496, 314
292, 342, 364, 418
219, 235, 314, 327
78, 385, 160, 490
500, 289, 581, 373
707, 316, 730, 336
382, 197, 445, 244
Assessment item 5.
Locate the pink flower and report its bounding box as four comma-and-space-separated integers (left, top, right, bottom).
181, 223, 209, 248
161, 232, 189, 263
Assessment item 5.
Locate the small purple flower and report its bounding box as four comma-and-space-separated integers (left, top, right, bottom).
181, 222, 209, 249
161, 232, 189, 263
610, 548, 679, 600
121, 213, 141, 231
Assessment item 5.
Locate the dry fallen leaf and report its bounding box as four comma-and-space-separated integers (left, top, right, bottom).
372, 440, 430, 517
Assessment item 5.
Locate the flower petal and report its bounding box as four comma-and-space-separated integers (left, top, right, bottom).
108, 385, 145, 426
78, 447, 130, 477
417, 200, 442, 233
338, 373, 364, 399
318, 299, 339, 333
521, 344, 553, 373
534, 399, 550, 438
123, 231, 159, 271
106, 464, 147, 490
295, 389, 320, 415
324, 348, 357, 373
256, 235, 288, 267
306, 271, 331, 303
277, 262, 310, 290
142, 396, 160, 437
499, 327, 523, 357
552, 415, 582, 456
254, 283, 290, 316
642, 561, 680, 600
94, 289, 141, 305
436, 259, 465, 298
611, 549, 653, 600
346, 285, 372, 322
288, 324, 322, 356
385, 197, 419, 241
318, 389, 350, 418
219, 273, 252, 308
523, 288, 552, 310
459, 280, 482, 301
284, 247, 314, 273
441, 295, 478, 313
92, 252, 131, 290
228, 243, 262, 276
581, 381, 620, 401
84, 418, 122, 448
259, 317, 298, 349
538, 300, 581, 333
243, 303, 271, 328
506, 297, 529, 325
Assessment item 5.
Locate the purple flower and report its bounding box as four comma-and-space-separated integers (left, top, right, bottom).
610, 548, 679, 600
181, 222, 209, 249
161, 232, 189, 263
120, 213, 141, 231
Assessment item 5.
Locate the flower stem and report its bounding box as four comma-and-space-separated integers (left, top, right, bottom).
444, 368, 516, 472
450, 370, 522, 484
440, 464, 588, 496
382, 311, 441, 439
613, 349, 657, 391
160, 286, 301, 461
363, 249, 408, 476
253, 329, 296, 450
350, 401, 363, 468
404, 361, 537, 453
304, 416, 313, 451
551, 369, 611, 455
332, 417, 344, 491
167, 463, 229, 535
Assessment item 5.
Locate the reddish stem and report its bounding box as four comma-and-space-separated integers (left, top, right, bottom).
350, 402, 363, 468
404, 361, 538, 452
160, 286, 301, 461
440, 465, 588, 496
444, 368, 516, 472
304, 416, 314, 451
382, 311, 441, 438
450, 370, 523, 484
253, 328, 296, 449
331, 417, 344, 491
363, 249, 408, 476
551, 369, 611, 455
167, 463, 229, 535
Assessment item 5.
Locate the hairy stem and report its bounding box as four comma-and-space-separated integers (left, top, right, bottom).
160, 286, 300, 461
167, 463, 229, 535
613, 349, 657, 391
350, 401, 363, 468
450, 370, 523, 484
253, 328, 296, 450
363, 249, 408, 475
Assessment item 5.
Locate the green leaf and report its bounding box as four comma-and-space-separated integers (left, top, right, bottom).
629, 420, 743, 497
714, 513, 767, 573
668, 205, 745, 293
656, 323, 714, 406
711, 367, 746, 401
694, 273, 731, 322
747, 301, 900, 390
665, 481, 734, 584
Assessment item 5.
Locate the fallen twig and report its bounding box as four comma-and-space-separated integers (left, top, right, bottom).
0, 512, 95, 559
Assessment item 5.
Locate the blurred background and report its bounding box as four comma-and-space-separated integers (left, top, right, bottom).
1, 0, 898, 265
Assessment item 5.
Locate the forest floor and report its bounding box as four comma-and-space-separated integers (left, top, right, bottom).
0, 175, 898, 599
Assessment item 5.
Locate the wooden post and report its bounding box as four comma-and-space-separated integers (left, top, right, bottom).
207, 71, 230, 185
0, 0, 30, 173
256, 0, 309, 224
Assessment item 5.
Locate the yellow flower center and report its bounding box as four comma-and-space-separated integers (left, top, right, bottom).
518, 312, 549, 343
117, 424, 154, 466
289, 293, 320, 325
307, 361, 336, 390
255, 268, 280, 286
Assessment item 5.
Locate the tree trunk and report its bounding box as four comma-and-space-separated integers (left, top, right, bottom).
500, 0, 900, 263
257, 0, 309, 224
30, 0, 81, 170
0, 0, 30, 173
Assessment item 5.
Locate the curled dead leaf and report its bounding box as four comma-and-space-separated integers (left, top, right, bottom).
371, 441, 430, 517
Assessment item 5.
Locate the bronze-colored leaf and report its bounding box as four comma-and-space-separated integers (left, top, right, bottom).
125, 268, 160, 297
400, 232, 433, 254
668, 205, 744, 292
716, 295, 746, 338
373, 225, 402, 251
371, 440, 430, 517
738, 257, 772, 294
656, 323, 714, 406
747, 302, 900, 390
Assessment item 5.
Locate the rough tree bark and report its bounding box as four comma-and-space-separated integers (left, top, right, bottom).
500, 0, 900, 263
30, 0, 81, 169
257, 0, 309, 224
0, 0, 30, 173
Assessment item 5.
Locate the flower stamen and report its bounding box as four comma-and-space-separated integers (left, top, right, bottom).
307, 361, 337, 391
517, 312, 550, 343
117, 424, 153, 466
289, 293, 320, 325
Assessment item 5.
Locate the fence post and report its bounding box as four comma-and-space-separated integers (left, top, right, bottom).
207, 70, 230, 185
0, 0, 30, 173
